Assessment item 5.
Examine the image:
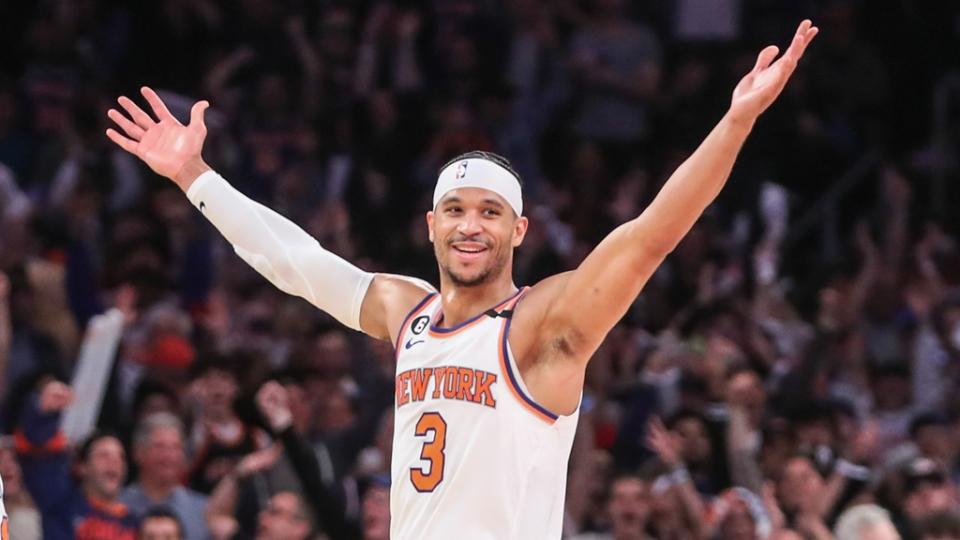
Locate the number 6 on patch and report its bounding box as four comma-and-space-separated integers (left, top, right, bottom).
410, 412, 447, 492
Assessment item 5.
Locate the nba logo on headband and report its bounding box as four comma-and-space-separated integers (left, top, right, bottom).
435, 157, 524, 216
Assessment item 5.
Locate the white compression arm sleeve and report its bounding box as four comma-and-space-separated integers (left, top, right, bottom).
185, 170, 374, 331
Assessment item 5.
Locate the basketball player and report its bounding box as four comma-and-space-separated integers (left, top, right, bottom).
105, 20, 817, 539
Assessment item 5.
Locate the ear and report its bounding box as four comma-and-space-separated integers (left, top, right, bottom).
512, 216, 529, 248
426, 211, 435, 243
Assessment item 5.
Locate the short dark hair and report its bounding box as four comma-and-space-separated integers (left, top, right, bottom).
77, 430, 122, 463
439, 151, 523, 188
665, 409, 707, 430
132, 378, 179, 419
607, 472, 646, 499
139, 506, 184, 539
187, 353, 238, 381
910, 412, 951, 438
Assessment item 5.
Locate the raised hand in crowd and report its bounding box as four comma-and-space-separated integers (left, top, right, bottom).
255, 381, 293, 434
647, 416, 682, 469
38, 380, 74, 414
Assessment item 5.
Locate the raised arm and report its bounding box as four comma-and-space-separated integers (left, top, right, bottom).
105, 87, 429, 340
16, 380, 77, 515
538, 21, 818, 363
256, 382, 359, 539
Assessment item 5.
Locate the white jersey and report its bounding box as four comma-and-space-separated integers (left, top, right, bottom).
390, 288, 579, 540
0, 473, 7, 540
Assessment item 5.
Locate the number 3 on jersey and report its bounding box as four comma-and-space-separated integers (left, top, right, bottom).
410, 412, 447, 492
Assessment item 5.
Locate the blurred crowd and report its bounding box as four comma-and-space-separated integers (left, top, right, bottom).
1, 0, 959, 539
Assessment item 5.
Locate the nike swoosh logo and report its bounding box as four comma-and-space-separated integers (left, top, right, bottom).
405, 339, 425, 350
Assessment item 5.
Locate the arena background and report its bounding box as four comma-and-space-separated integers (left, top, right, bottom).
0, 1, 959, 539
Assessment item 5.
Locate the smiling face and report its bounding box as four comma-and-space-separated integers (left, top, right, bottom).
135, 425, 186, 489
427, 187, 527, 288
81, 437, 127, 501
608, 477, 650, 536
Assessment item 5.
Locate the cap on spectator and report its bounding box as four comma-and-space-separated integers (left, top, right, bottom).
904, 457, 947, 494
144, 334, 196, 371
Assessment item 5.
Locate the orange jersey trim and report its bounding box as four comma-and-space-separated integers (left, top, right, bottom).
13, 430, 67, 455
496, 289, 558, 424
88, 495, 129, 518
428, 289, 524, 338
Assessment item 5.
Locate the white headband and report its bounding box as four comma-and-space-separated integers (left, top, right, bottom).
433, 158, 523, 216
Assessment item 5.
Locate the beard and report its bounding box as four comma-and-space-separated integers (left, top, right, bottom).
444, 264, 496, 287
436, 241, 510, 287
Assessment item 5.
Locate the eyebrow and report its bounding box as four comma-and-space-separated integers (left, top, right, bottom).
439, 196, 505, 209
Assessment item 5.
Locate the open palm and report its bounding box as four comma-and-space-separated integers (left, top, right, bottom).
731, 20, 819, 121
106, 87, 209, 181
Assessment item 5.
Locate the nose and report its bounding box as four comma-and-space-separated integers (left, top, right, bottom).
456, 211, 483, 236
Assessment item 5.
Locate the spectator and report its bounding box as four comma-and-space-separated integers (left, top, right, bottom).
775, 455, 828, 526
909, 413, 956, 469
253, 491, 311, 540
139, 507, 185, 540
902, 458, 960, 526
570, 474, 651, 540
661, 409, 718, 495
569, 0, 661, 147
121, 412, 208, 540
360, 476, 390, 540
16, 379, 139, 539
205, 445, 283, 540
254, 380, 355, 538
704, 487, 777, 540
186, 357, 265, 494
0, 2, 959, 540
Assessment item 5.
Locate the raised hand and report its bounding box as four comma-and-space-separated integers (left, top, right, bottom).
235, 445, 282, 478
646, 416, 682, 468
106, 87, 211, 190
256, 381, 293, 433
38, 380, 74, 413
730, 20, 818, 123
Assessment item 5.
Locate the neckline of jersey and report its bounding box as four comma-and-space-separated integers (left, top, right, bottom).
429, 288, 525, 336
